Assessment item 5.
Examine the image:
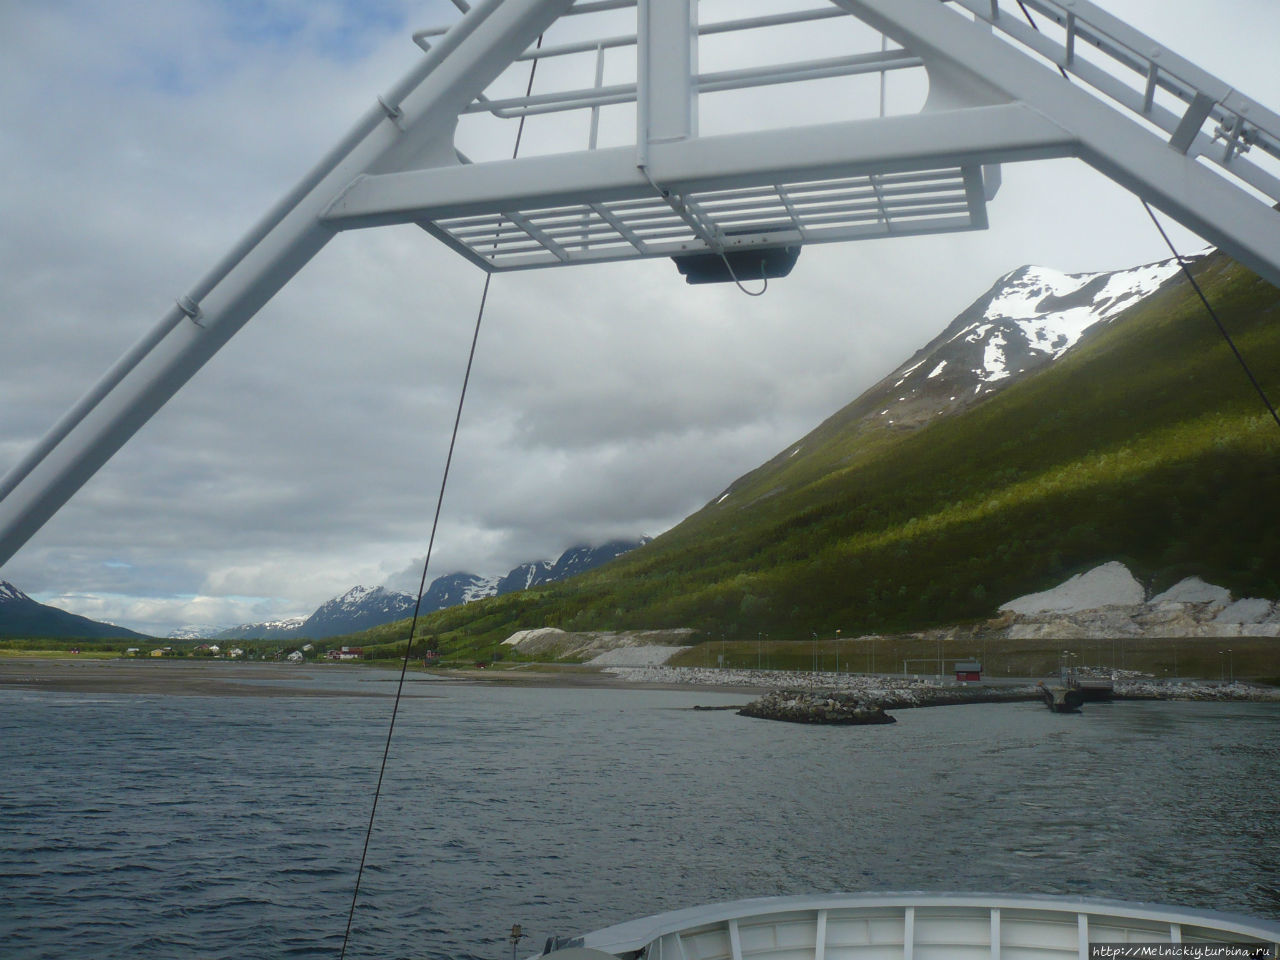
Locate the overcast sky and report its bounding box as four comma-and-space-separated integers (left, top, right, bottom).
2, 0, 1277, 635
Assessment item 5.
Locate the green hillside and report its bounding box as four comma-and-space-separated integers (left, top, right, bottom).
359, 253, 1280, 658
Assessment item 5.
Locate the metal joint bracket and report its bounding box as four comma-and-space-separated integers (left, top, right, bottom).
377, 95, 405, 126
1214, 116, 1255, 161
637, 162, 721, 253
177, 295, 205, 328
1168, 92, 1217, 155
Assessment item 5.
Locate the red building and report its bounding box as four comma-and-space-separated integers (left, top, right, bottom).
954, 660, 982, 682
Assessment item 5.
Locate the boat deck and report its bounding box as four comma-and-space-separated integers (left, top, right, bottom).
563, 893, 1280, 960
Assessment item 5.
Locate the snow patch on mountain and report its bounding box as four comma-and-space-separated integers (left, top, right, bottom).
266, 616, 308, 630
463, 575, 503, 602
980, 258, 1184, 363
216, 615, 311, 641
0, 581, 29, 603
330, 585, 382, 610
872, 254, 1200, 428
167, 624, 227, 640
495, 562, 550, 595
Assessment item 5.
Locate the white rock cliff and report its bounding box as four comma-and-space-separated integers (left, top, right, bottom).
999, 562, 1279, 638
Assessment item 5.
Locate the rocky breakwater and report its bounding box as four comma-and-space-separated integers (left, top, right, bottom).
738, 689, 895, 725
1109, 673, 1280, 702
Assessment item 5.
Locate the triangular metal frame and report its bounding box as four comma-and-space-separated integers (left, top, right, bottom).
3, 0, 1280, 567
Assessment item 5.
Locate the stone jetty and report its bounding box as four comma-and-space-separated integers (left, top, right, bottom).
738, 689, 895, 725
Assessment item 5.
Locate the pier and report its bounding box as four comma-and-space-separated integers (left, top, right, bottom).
1038, 683, 1084, 713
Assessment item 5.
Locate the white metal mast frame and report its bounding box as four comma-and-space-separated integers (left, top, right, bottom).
2, 0, 1279, 569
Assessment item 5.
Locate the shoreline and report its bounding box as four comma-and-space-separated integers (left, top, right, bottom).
594, 663, 1280, 705
1, 656, 1275, 703
0, 657, 771, 698
0, 657, 419, 698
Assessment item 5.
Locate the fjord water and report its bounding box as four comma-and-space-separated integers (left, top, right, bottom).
2, 680, 1277, 960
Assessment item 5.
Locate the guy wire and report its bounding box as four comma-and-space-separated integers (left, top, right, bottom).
1012, 2, 1280, 432
339, 32, 545, 960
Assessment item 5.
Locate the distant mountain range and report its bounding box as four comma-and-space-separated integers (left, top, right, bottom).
210, 538, 649, 641
0, 581, 151, 640
0, 540, 648, 644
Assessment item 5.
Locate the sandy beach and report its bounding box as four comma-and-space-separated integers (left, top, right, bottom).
0, 656, 768, 698
0, 657, 435, 697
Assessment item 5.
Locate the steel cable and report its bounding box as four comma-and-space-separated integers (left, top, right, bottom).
338, 32, 545, 960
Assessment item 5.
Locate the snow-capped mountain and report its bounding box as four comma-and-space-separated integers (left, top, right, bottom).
491, 540, 649, 595
422, 572, 504, 611
495, 561, 554, 594
867, 255, 1194, 427
292, 586, 416, 640
214, 617, 308, 642
0, 580, 151, 640
542, 539, 651, 582
167, 624, 227, 640
218, 539, 650, 640
709, 252, 1207, 510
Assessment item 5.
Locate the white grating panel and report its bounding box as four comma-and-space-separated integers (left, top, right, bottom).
426, 166, 983, 272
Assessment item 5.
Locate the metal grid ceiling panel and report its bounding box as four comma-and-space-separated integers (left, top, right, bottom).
428, 167, 980, 271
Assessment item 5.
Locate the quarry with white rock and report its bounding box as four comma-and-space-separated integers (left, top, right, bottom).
996, 561, 1280, 639
501, 626, 694, 663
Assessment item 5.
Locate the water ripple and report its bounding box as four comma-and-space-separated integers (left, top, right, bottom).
1, 690, 1276, 959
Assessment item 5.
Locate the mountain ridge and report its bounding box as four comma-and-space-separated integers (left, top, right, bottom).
0, 581, 152, 640
212, 538, 650, 640
707, 255, 1194, 510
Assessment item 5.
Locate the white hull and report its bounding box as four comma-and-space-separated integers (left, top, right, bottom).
557, 893, 1280, 960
